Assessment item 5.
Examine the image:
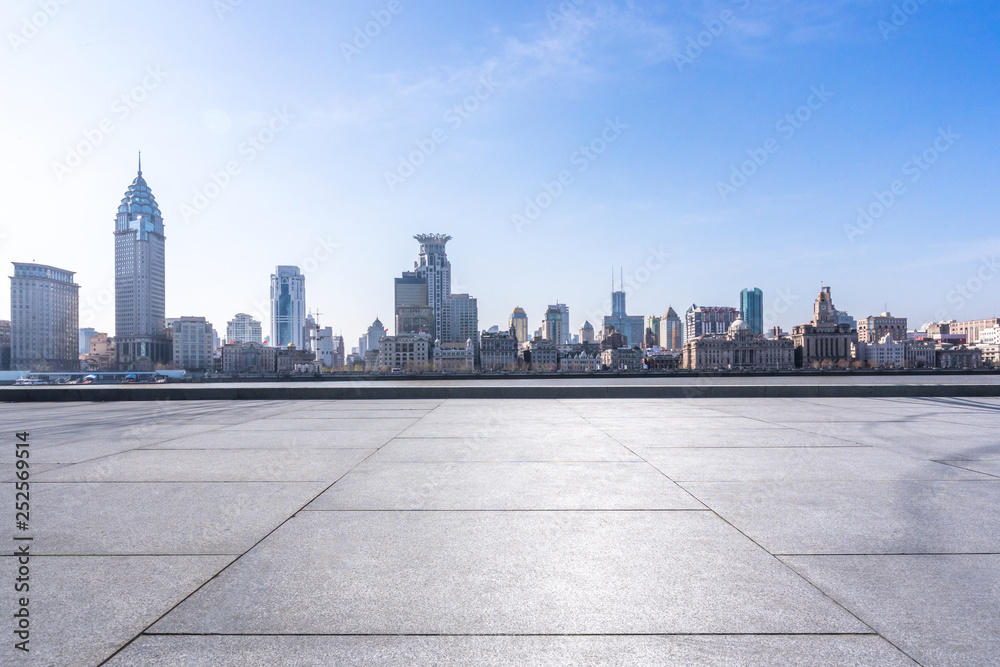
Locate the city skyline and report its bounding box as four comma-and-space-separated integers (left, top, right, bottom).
2, 2, 999, 341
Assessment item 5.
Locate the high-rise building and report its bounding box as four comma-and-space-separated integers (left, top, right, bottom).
114, 156, 171, 370
740, 288, 764, 336
551, 303, 571, 344
543, 305, 565, 344
645, 315, 661, 347
315, 327, 345, 368
79, 327, 98, 355
448, 293, 479, 351
396, 235, 478, 348
394, 271, 430, 336
270, 266, 306, 348
659, 307, 683, 351
857, 313, 908, 344
366, 318, 385, 352
579, 320, 595, 344
685, 305, 741, 341
170, 316, 214, 372
603, 280, 644, 347
0, 320, 11, 370
10, 263, 80, 371
510, 307, 529, 345
414, 234, 452, 340
226, 313, 262, 344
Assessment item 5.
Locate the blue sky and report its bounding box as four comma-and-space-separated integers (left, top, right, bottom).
2, 0, 999, 343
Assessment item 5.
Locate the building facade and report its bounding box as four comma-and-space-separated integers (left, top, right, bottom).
791, 287, 855, 368
433, 339, 475, 371
949, 319, 1000, 344
222, 342, 277, 374
480, 329, 518, 371
81, 332, 116, 371
170, 316, 214, 372
683, 318, 795, 371
10, 263, 80, 371
601, 347, 644, 371
226, 313, 263, 344
114, 158, 171, 370
857, 312, 908, 344
740, 288, 764, 336
685, 305, 741, 341
377, 333, 432, 370
270, 266, 306, 349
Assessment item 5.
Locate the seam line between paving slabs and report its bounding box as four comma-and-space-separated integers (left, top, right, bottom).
137, 631, 884, 638
933, 461, 1000, 479
565, 404, 925, 664
96, 399, 448, 666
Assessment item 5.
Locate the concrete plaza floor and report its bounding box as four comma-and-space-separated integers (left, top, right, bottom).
2, 396, 999, 665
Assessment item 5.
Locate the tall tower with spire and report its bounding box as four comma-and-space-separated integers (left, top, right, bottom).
114, 153, 171, 370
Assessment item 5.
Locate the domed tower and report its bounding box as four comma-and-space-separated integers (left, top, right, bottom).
114, 153, 170, 370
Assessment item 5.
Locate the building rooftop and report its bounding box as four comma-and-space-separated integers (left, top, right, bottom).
4, 391, 999, 665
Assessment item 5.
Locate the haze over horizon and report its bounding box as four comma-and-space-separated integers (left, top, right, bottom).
2, 0, 999, 343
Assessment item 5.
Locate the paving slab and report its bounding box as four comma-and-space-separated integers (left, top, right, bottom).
603, 426, 855, 448
33, 448, 374, 483
371, 435, 639, 462
144, 429, 402, 450
639, 447, 989, 482
305, 461, 704, 510
681, 480, 1000, 554
222, 417, 421, 431
782, 555, 1000, 667
0, 555, 233, 667
108, 635, 917, 666
150, 511, 869, 635
0, 482, 327, 555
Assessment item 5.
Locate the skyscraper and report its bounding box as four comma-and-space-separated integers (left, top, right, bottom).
10, 262, 80, 371
509, 307, 529, 345
396, 234, 477, 347
114, 155, 171, 370
543, 306, 565, 344
603, 273, 644, 347
740, 288, 764, 336
414, 234, 452, 341
659, 307, 683, 351
550, 303, 571, 344
270, 266, 306, 348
